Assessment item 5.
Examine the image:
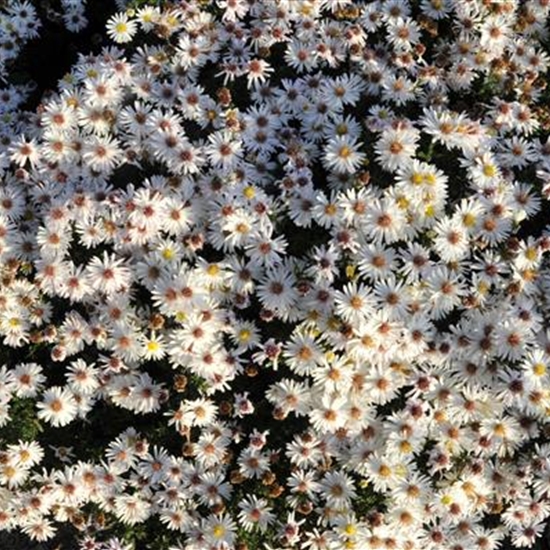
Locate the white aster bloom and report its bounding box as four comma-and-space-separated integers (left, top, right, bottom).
36, 386, 78, 427
106, 13, 138, 43
323, 135, 366, 173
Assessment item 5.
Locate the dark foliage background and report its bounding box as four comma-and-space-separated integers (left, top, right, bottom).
1, 1, 550, 550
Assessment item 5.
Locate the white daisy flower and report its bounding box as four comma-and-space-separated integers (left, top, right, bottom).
106, 13, 138, 43
323, 135, 365, 174
36, 386, 78, 427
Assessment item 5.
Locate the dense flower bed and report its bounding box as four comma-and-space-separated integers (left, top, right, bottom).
1, 0, 550, 549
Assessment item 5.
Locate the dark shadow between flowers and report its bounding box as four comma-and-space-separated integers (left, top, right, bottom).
14, 0, 117, 110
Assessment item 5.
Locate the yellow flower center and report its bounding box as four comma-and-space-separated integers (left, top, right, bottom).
411, 172, 423, 185
462, 213, 476, 227
336, 123, 348, 135
19, 450, 31, 463
533, 363, 546, 376
525, 247, 538, 261
243, 186, 255, 199
3, 466, 16, 479
477, 281, 489, 295
167, 15, 179, 27
344, 524, 357, 536
325, 204, 337, 216
424, 204, 435, 217
162, 248, 175, 260
493, 423, 506, 437
146, 341, 160, 353
212, 525, 225, 538
424, 173, 436, 185
482, 164, 496, 177
238, 329, 251, 342
339, 145, 352, 159
207, 264, 220, 276
397, 196, 409, 209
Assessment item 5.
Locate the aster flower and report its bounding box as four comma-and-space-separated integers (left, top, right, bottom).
12, 362, 46, 398
106, 13, 138, 44
321, 74, 366, 110
41, 99, 77, 135
206, 130, 243, 171
82, 135, 122, 173
357, 242, 396, 281
319, 470, 357, 509
141, 332, 166, 361
2, 0, 550, 546
114, 494, 152, 525
9, 136, 40, 168
7, 440, 44, 468
284, 40, 319, 72
334, 281, 375, 324
85, 252, 132, 296
309, 393, 348, 433
36, 386, 78, 427
284, 332, 323, 376
511, 522, 546, 548
382, 74, 416, 106
202, 513, 237, 549
375, 126, 419, 172
245, 58, 274, 89
494, 323, 534, 362
21, 518, 57, 542
237, 495, 275, 532
386, 17, 421, 51
425, 266, 466, 320
432, 217, 470, 262
362, 197, 407, 244
129, 373, 164, 414
0, 459, 31, 488
257, 265, 298, 314
84, 75, 123, 109
323, 135, 365, 174
479, 15, 512, 55
266, 378, 311, 417
65, 359, 99, 395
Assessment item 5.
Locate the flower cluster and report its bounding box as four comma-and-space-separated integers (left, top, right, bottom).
0, 0, 97, 81
57, 0, 90, 34
0, 1, 41, 79
1, 0, 550, 549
